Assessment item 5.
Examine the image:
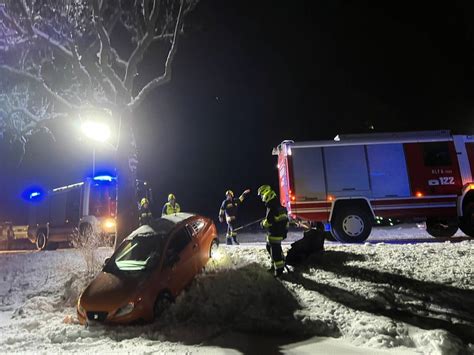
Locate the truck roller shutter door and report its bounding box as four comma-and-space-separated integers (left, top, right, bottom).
367, 144, 410, 198
291, 147, 326, 200
324, 145, 370, 197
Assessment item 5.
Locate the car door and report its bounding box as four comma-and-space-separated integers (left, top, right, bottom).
162, 226, 198, 293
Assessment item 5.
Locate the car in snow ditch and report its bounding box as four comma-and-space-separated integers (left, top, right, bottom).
77, 212, 219, 325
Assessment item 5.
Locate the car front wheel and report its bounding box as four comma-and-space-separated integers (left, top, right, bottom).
153, 292, 173, 320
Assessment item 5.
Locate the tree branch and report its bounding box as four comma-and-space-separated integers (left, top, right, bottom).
123, 0, 162, 90
0, 6, 27, 36
92, 0, 130, 101
9, 107, 39, 124
84, 8, 125, 70
0, 65, 77, 111
128, 0, 184, 111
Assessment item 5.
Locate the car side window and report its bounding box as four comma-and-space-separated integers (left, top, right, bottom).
167, 227, 192, 256
188, 219, 206, 236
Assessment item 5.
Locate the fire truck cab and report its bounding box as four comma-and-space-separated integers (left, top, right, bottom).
273, 131, 474, 242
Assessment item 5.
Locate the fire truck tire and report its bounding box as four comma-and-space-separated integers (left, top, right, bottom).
331, 206, 372, 243
36, 230, 48, 251
426, 218, 458, 238
459, 203, 474, 237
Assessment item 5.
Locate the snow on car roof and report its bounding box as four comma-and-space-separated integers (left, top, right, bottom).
125, 224, 157, 240
161, 212, 195, 224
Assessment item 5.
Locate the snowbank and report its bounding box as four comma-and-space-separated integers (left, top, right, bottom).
0, 228, 473, 354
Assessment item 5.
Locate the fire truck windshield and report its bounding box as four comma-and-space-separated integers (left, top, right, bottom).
89, 182, 117, 218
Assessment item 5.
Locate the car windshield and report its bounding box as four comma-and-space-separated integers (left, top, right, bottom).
104, 219, 175, 273
111, 232, 165, 272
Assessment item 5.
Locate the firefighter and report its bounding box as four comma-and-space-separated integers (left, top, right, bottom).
257, 185, 288, 277
219, 189, 250, 245
139, 197, 153, 226
162, 193, 181, 216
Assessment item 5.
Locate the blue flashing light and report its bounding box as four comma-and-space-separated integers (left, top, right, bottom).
323, 222, 331, 232
22, 186, 45, 202
29, 191, 41, 199
93, 175, 116, 182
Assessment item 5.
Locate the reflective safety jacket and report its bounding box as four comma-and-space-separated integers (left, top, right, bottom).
162, 202, 181, 216
139, 206, 153, 226
219, 197, 243, 220
262, 196, 289, 242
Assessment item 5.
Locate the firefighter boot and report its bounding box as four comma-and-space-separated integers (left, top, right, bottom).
232, 235, 240, 245
226, 236, 233, 245
274, 267, 284, 278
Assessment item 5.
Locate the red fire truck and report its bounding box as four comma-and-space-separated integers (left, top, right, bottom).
273, 131, 474, 242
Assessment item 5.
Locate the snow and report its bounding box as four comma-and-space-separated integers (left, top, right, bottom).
0, 225, 473, 354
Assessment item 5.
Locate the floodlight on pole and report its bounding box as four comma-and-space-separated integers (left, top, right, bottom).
80, 115, 112, 177
80, 120, 111, 143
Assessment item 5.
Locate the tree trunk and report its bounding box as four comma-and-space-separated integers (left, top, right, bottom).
114, 112, 139, 250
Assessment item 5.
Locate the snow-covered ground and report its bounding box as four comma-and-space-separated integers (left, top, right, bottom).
0, 225, 473, 354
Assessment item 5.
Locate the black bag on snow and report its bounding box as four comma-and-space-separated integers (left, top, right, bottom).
285, 229, 325, 266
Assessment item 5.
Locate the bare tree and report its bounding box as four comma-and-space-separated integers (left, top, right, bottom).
0, 0, 198, 247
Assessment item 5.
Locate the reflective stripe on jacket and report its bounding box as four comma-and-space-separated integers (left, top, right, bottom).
263, 197, 288, 238
162, 202, 181, 215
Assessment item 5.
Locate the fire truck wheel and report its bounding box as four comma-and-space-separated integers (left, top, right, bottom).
459, 203, 474, 237
36, 231, 48, 251
331, 206, 372, 243
426, 218, 458, 238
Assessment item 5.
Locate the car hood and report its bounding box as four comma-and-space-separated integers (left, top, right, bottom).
80, 271, 143, 312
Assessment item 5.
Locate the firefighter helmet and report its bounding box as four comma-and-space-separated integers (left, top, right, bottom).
225, 190, 234, 198
257, 185, 275, 203
168, 193, 176, 202
140, 197, 149, 206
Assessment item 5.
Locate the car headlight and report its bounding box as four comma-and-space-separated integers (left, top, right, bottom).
115, 302, 135, 317
103, 219, 116, 230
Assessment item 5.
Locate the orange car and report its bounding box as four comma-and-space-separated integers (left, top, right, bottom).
77, 213, 219, 325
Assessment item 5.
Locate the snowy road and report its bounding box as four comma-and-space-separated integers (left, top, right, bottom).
0, 226, 473, 354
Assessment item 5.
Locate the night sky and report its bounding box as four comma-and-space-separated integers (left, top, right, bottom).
2, 0, 474, 226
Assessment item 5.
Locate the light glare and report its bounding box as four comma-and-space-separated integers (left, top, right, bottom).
81, 120, 111, 142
